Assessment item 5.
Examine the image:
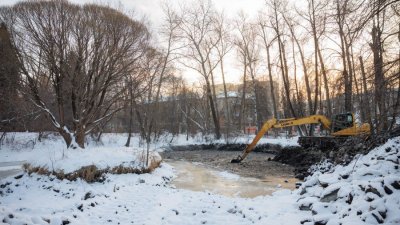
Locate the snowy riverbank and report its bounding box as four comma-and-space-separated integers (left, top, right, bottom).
1, 133, 399, 225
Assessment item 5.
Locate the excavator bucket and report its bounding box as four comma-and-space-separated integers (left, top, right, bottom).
230, 156, 242, 163
231, 118, 277, 163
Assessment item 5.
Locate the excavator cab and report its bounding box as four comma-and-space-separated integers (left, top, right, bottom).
331, 113, 354, 133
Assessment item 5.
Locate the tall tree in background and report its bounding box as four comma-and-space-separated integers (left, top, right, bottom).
235, 12, 263, 129
258, 13, 278, 119
271, 0, 297, 118
282, 14, 313, 118
369, 0, 392, 132
0, 23, 20, 131
173, 0, 222, 139
308, 0, 320, 116
333, 0, 367, 113
215, 12, 233, 141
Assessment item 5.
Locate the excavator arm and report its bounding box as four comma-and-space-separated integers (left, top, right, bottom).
231, 115, 332, 163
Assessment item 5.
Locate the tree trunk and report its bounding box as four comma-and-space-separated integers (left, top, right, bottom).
259, 23, 278, 119
265, 45, 278, 119
317, 44, 332, 118
389, 75, 400, 131
295, 37, 313, 117
75, 127, 85, 148
59, 127, 73, 148
220, 57, 231, 142
359, 56, 374, 133
292, 36, 301, 113
239, 59, 247, 133
209, 68, 219, 121
248, 61, 262, 130
311, 0, 319, 116
125, 98, 133, 147
344, 40, 353, 112
206, 80, 221, 139
273, 2, 296, 119
336, 1, 352, 113
350, 45, 361, 121
278, 39, 297, 118
389, 27, 400, 130
371, 20, 387, 132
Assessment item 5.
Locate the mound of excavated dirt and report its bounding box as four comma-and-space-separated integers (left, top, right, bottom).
273, 137, 377, 180
274, 128, 400, 179
272, 146, 325, 180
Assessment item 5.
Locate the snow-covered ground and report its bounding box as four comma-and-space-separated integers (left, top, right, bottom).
0, 133, 162, 174
1, 132, 399, 225
298, 137, 400, 225
0, 164, 306, 225
0, 132, 298, 166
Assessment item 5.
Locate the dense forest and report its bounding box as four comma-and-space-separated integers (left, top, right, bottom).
0, 0, 399, 148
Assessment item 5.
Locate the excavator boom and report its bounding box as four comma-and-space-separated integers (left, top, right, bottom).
231, 118, 277, 163
231, 113, 370, 163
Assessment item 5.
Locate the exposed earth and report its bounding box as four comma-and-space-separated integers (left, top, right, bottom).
161, 149, 296, 180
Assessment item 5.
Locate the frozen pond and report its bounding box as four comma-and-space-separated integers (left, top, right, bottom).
167, 160, 298, 198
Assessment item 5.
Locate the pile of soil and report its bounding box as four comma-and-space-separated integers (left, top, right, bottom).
273, 127, 400, 179
272, 146, 324, 180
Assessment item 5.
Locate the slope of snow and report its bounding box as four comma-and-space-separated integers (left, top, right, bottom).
0, 163, 306, 225
297, 137, 400, 225
0, 133, 161, 173
2, 132, 399, 225
0, 132, 298, 166
0, 132, 301, 225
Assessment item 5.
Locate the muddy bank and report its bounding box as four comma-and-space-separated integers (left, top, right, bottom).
161, 149, 295, 180
164, 129, 400, 181
167, 143, 282, 154
273, 130, 400, 179
163, 143, 326, 180
272, 146, 325, 180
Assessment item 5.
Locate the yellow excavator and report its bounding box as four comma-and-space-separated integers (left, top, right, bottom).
231, 112, 370, 163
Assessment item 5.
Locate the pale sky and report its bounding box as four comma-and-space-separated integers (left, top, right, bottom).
0, 0, 266, 85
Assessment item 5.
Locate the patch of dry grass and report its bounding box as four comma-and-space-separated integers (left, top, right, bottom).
22, 158, 162, 183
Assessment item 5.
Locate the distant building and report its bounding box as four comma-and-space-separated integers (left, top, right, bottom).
211, 80, 280, 130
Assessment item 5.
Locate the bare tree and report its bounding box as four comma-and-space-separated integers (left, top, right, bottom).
173, 0, 222, 139
0, 23, 21, 131
214, 12, 233, 141
282, 14, 313, 118
257, 13, 278, 119
368, 0, 397, 132
1, 1, 150, 148
234, 12, 264, 130
270, 0, 297, 118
